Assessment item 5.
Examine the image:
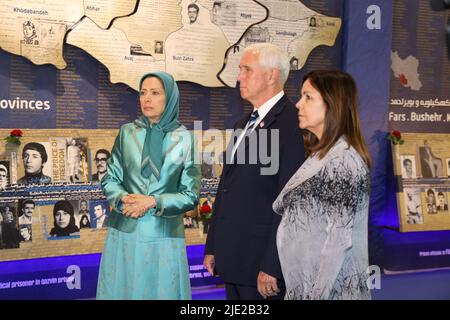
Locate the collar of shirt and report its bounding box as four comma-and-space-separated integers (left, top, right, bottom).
249, 90, 285, 131
231, 91, 285, 158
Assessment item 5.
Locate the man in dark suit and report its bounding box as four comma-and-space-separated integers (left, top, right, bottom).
204, 43, 305, 300
93, 203, 108, 229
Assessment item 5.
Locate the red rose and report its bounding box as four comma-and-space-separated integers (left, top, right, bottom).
392, 130, 401, 138
10, 129, 23, 137
200, 203, 212, 214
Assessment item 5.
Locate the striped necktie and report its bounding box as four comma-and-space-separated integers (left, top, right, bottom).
247, 110, 259, 131
230, 110, 260, 161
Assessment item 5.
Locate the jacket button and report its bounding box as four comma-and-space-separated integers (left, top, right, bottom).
223, 188, 228, 193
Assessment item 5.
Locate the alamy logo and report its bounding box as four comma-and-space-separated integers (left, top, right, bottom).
366, 265, 381, 290
367, 5, 381, 30
66, 265, 81, 290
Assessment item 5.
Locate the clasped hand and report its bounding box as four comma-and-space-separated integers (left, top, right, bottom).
121, 194, 155, 218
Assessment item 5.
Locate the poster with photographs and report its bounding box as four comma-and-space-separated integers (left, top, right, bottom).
0, 128, 118, 262
0, 203, 20, 249
181, 133, 227, 245
393, 133, 450, 232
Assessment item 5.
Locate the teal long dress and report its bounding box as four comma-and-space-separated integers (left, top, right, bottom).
96, 122, 200, 300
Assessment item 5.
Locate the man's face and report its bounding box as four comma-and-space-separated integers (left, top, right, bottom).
188, 7, 198, 23
237, 50, 271, 106
23, 149, 43, 174
80, 201, 88, 211
95, 152, 109, 174
23, 203, 34, 218
23, 24, 34, 38
428, 193, 435, 203
438, 195, 445, 206
94, 205, 104, 217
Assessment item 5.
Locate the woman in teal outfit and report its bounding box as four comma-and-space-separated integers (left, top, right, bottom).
96, 71, 200, 300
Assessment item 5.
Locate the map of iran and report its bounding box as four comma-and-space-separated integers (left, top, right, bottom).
0, 0, 85, 69
219, 0, 342, 87
84, 0, 138, 29
1, 0, 341, 89
67, 17, 165, 91
391, 51, 423, 91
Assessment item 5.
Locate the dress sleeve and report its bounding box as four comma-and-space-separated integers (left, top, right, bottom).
151, 132, 201, 217
309, 156, 370, 299
101, 126, 129, 213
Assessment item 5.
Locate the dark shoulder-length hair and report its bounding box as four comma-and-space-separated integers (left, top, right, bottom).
301, 70, 371, 169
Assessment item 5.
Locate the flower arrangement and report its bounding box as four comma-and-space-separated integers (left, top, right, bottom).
4, 129, 23, 146
387, 130, 404, 145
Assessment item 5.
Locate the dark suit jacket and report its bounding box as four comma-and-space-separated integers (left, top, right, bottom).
205, 95, 305, 286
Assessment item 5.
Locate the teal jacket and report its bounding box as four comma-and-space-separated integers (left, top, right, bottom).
101, 122, 201, 234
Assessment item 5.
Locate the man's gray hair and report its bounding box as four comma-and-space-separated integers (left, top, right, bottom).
243, 43, 290, 86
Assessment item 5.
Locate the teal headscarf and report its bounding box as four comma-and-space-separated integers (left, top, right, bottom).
135, 72, 181, 180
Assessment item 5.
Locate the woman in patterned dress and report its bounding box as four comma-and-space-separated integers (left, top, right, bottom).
273, 70, 372, 300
